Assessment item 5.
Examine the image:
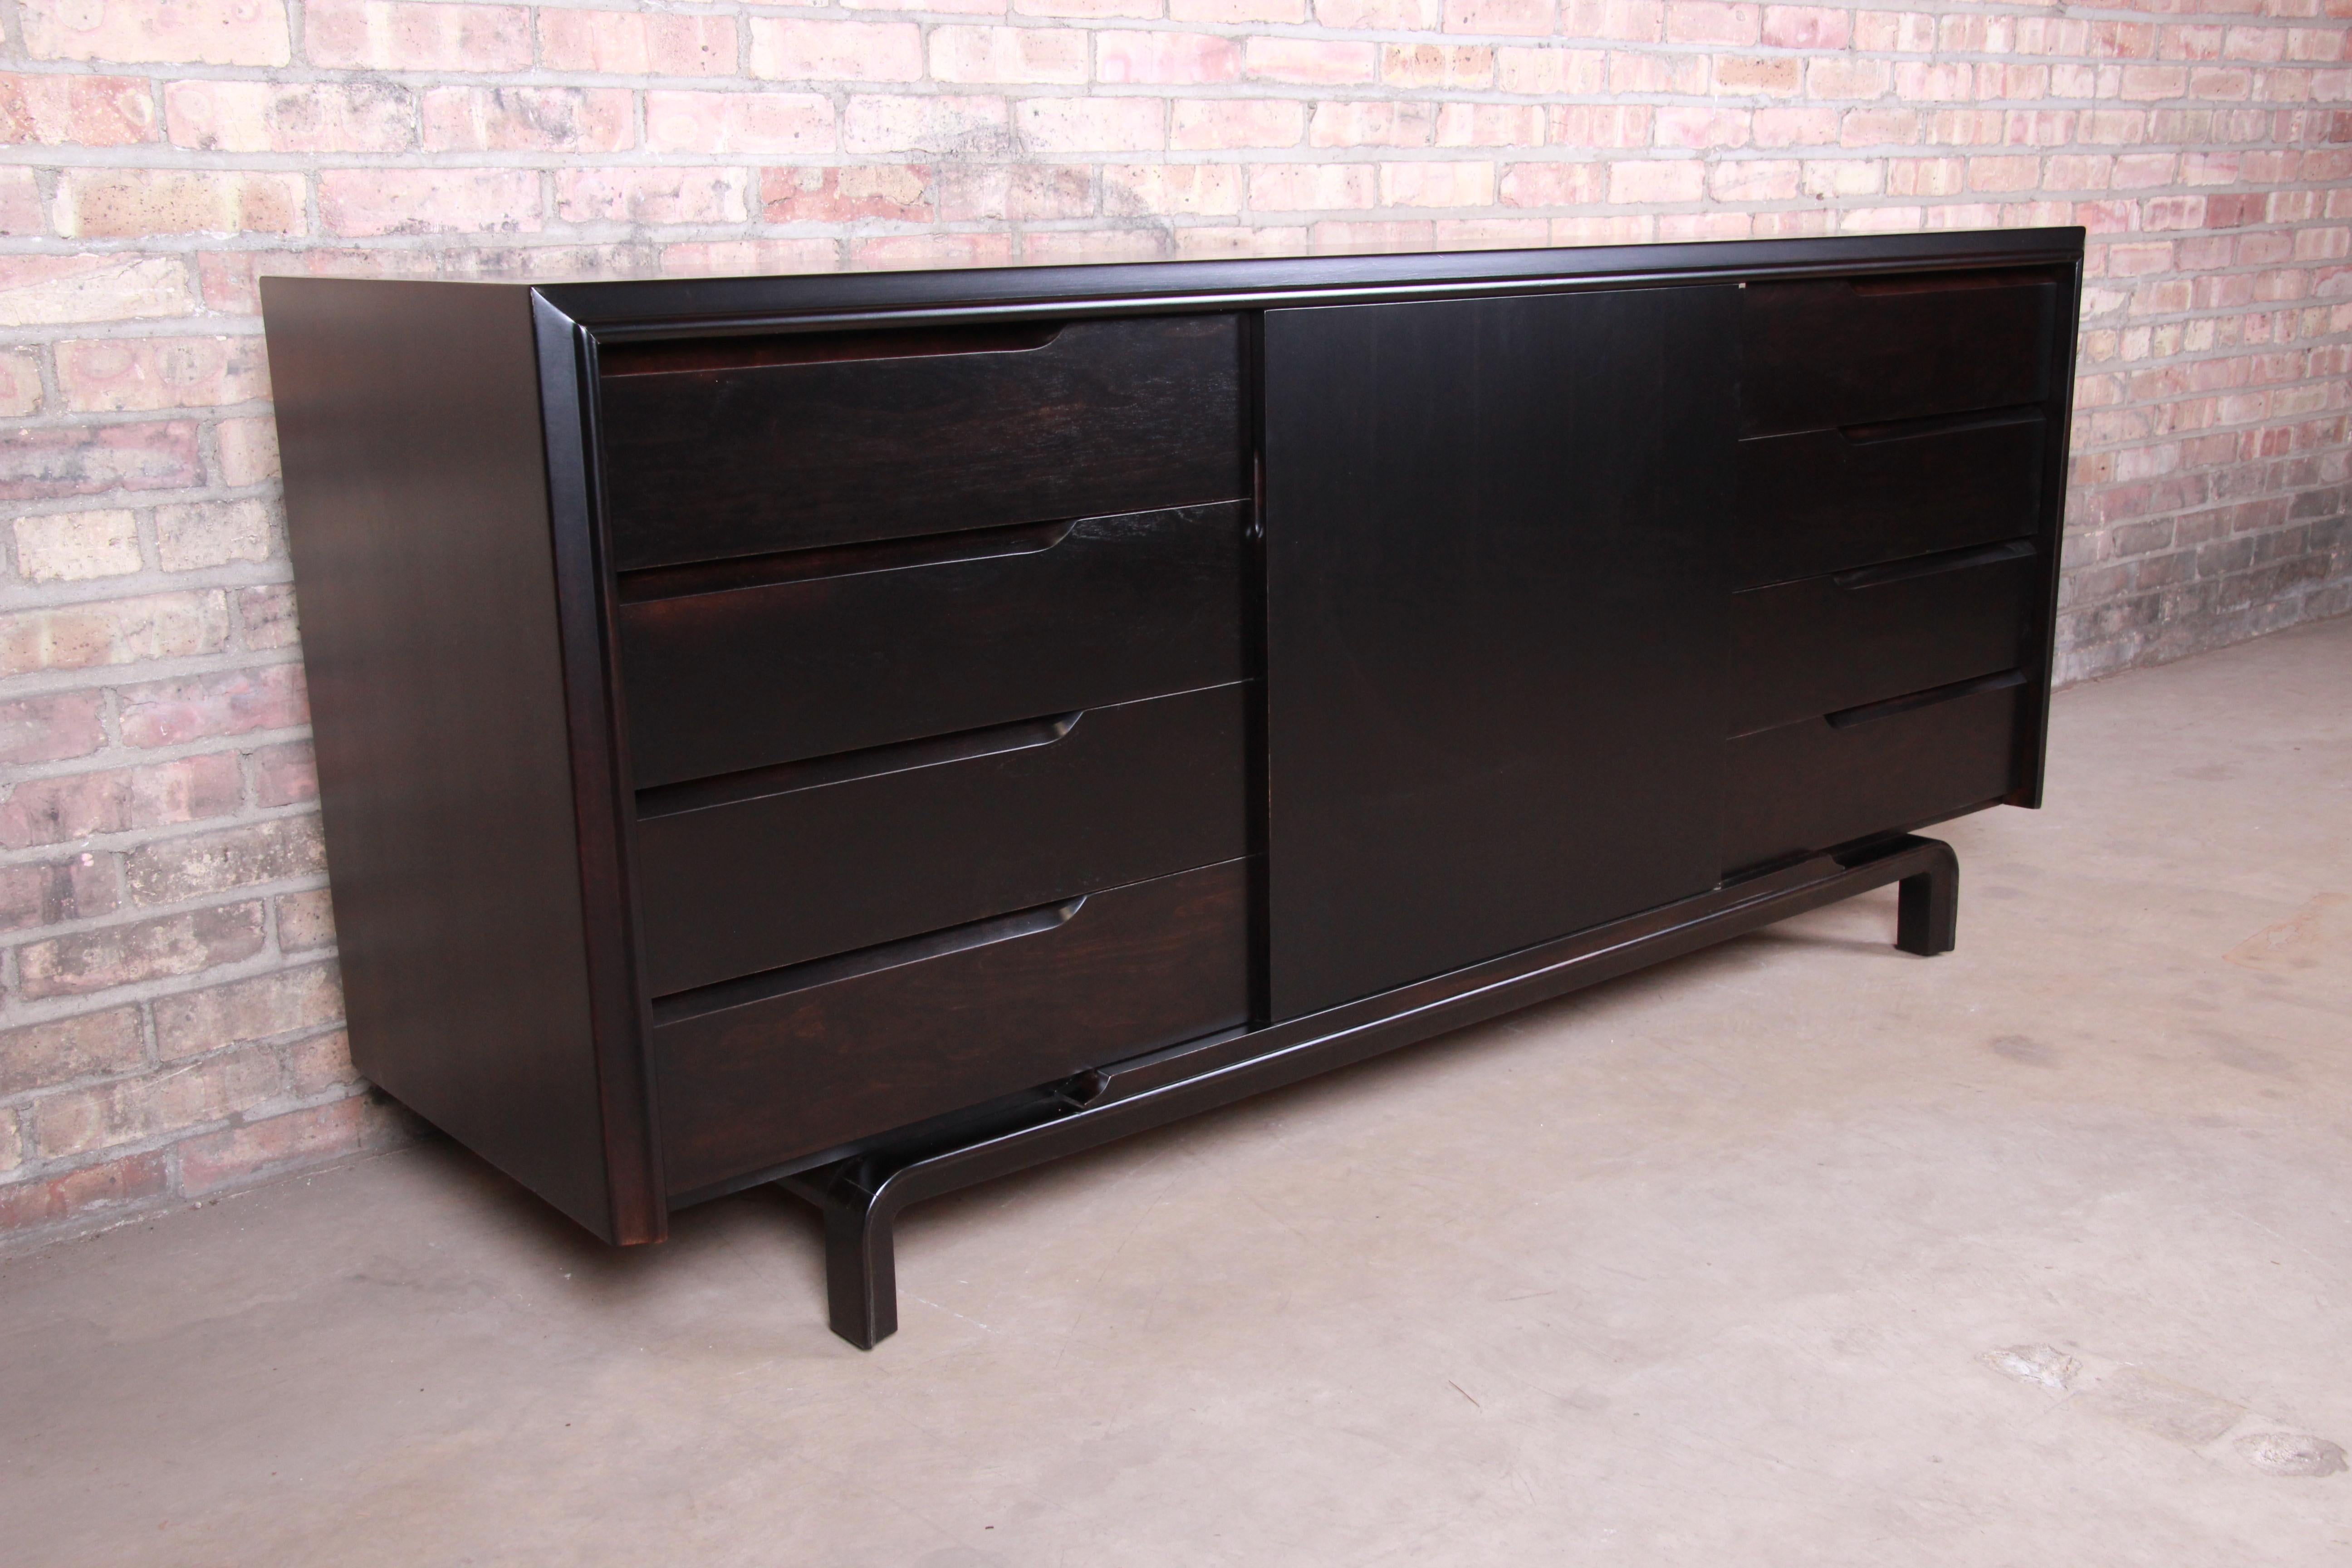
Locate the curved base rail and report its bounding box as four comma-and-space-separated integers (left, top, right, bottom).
782, 832, 1959, 1349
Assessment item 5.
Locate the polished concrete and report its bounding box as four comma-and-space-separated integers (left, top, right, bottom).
8, 614, 2350, 1567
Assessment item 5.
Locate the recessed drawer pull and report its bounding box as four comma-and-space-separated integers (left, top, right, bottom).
616, 518, 1078, 605
1837, 404, 2043, 447
1826, 668, 2025, 730
1832, 539, 2035, 592
637, 710, 1083, 820
651, 896, 1086, 1023
600, 314, 1247, 572
601, 323, 1060, 378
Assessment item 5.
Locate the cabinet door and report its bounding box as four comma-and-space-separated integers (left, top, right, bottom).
1264, 286, 1738, 1019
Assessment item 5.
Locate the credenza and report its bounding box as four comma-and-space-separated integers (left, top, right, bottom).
261, 229, 2082, 1348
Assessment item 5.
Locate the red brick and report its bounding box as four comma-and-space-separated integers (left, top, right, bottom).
1104, 164, 1242, 216
1610, 159, 1708, 202
11, 509, 142, 583
55, 335, 268, 413
1016, 98, 1166, 152
1380, 162, 1496, 206
319, 169, 542, 238
660, 240, 841, 278
166, 80, 413, 152
1664, 0, 1758, 45
250, 741, 318, 808
421, 88, 635, 153
0, 422, 201, 502
931, 25, 1089, 84
304, 0, 531, 71
538, 9, 737, 75
850, 232, 1016, 270
275, 888, 336, 954
15, 900, 265, 1000
220, 416, 279, 488
1249, 163, 1379, 211
1445, 0, 1557, 35
0, 1007, 144, 1097
647, 90, 836, 155
750, 20, 923, 82
0, 72, 159, 144
118, 664, 307, 750
761, 166, 933, 223
557, 168, 751, 226
0, 753, 242, 850
1245, 38, 1379, 84
1098, 31, 1246, 84
0, 253, 191, 328
237, 585, 300, 651
0, 851, 121, 933
1760, 5, 1846, 47
0, 350, 38, 416
53, 170, 304, 238
179, 1097, 405, 1198
153, 961, 341, 1058
0, 590, 228, 679
285, 1029, 359, 1096
22, 0, 290, 66
1320, 0, 1439, 23
33, 1044, 281, 1159
1172, 99, 1305, 149
0, 691, 108, 768
1500, 161, 1608, 205
1387, 44, 1495, 88
155, 499, 274, 572
843, 95, 1007, 156
0, 1152, 168, 1234
1312, 101, 1440, 148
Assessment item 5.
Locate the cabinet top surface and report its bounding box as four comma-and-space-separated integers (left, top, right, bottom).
260, 228, 2085, 338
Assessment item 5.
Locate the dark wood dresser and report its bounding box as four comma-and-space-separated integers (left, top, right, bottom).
262, 229, 2081, 1347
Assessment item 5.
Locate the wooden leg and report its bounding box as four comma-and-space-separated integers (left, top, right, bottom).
780, 1161, 899, 1350
1894, 838, 1959, 956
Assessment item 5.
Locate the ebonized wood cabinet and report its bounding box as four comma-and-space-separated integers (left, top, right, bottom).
262, 229, 2082, 1348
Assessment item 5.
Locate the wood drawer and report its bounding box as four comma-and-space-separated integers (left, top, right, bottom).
618, 502, 1247, 789
1722, 673, 2026, 876
635, 683, 1248, 998
653, 858, 1250, 1195
1736, 408, 2045, 588
1740, 270, 2055, 438
597, 315, 1249, 573
1727, 541, 2038, 737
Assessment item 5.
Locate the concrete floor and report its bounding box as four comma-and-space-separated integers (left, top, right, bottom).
7, 615, 2351, 1567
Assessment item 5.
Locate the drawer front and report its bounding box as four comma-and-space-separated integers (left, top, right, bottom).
1727, 542, 2038, 737
598, 315, 1249, 573
1722, 675, 2025, 876
635, 683, 1248, 998
1736, 409, 2045, 588
1741, 271, 2055, 438
619, 502, 1247, 789
653, 858, 1250, 1195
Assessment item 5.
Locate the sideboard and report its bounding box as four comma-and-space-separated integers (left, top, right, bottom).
261, 228, 2082, 1348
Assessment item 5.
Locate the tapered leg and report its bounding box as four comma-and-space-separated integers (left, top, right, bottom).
1895, 841, 1959, 956
781, 1163, 899, 1350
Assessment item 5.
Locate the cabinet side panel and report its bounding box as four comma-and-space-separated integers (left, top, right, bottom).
261, 279, 616, 1240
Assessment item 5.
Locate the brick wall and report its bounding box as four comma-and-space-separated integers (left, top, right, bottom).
2, 0, 2347, 1247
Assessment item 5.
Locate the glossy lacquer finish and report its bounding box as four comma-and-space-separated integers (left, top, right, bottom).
1263, 286, 1739, 1020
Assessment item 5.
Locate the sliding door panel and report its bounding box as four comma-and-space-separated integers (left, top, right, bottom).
1263, 287, 1737, 1019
